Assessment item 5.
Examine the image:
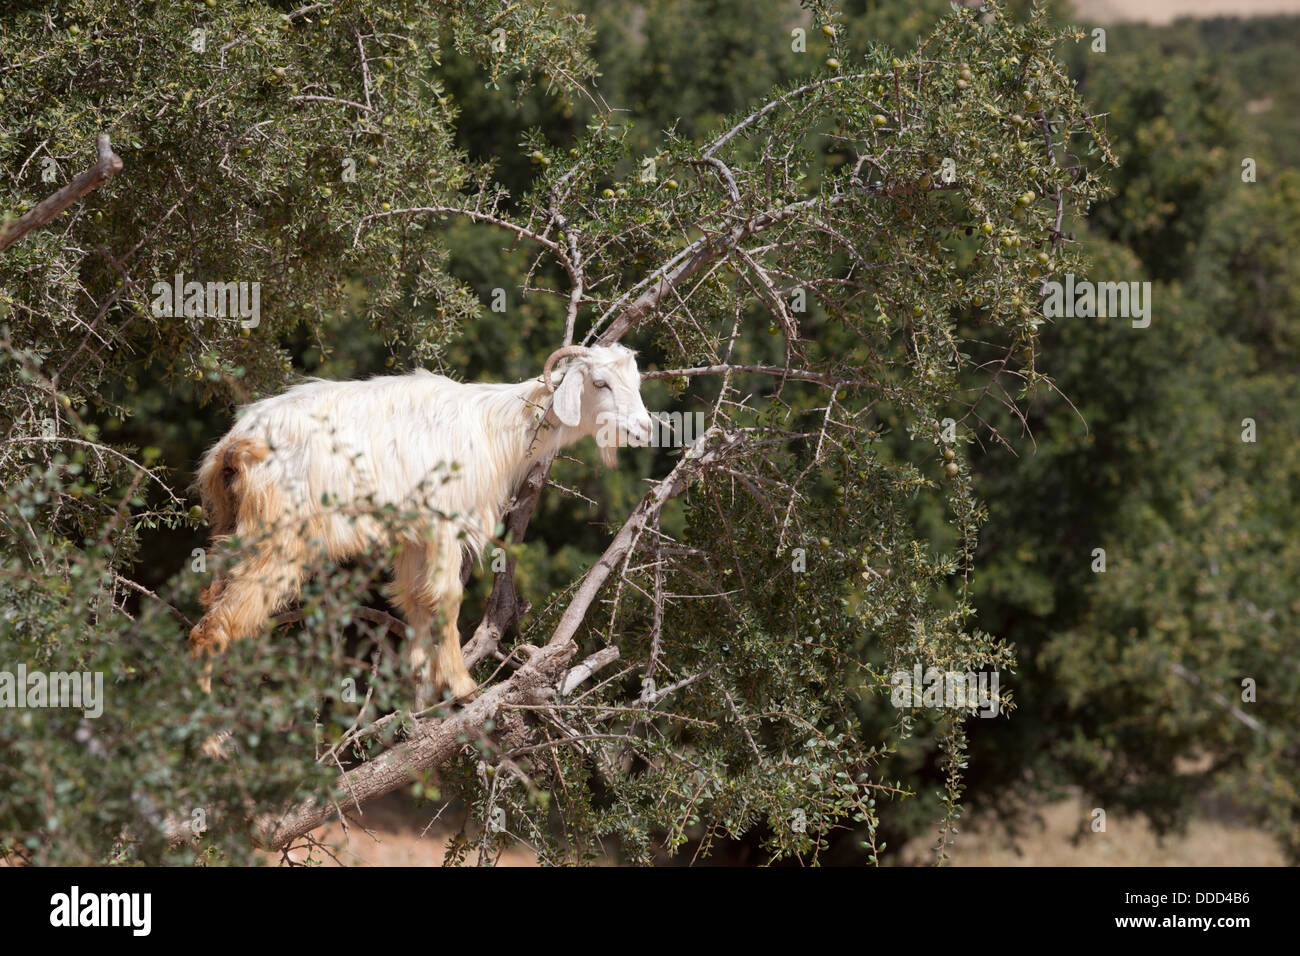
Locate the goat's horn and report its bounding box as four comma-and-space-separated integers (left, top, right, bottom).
541, 346, 591, 391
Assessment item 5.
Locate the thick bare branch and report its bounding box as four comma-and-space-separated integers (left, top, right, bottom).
254, 430, 740, 848
250, 640, 579, 848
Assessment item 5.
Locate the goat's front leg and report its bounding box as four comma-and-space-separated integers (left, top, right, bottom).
429, 593, 476, 701
393, 539, 476, 708
390, 542, 436, 710
403, 605, 438, 712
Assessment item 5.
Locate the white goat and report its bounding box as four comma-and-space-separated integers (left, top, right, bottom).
189, 344, 653, 705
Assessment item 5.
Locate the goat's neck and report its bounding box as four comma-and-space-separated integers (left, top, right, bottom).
499, 378, 579, 490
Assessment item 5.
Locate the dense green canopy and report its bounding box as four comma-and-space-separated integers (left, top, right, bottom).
1, 0, 1295, 865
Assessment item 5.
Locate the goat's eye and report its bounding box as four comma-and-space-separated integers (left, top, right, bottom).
593, 379, 609, 389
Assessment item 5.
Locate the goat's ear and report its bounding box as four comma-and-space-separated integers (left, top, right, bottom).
552, 367, 585, 427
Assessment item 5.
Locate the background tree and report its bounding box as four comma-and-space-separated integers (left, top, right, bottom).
963, 14, 1300, 861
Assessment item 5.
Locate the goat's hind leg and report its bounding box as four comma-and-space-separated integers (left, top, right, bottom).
193, 576, 226, 694
188, 531, 305, 692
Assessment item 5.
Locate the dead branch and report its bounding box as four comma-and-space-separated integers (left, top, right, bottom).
0, 134, 123, 253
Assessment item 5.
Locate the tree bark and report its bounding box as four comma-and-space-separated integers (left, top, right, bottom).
251, 640, 580, 848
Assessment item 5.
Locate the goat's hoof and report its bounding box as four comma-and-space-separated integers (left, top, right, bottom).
201, 730, 232, 760
446, 677, 480, 705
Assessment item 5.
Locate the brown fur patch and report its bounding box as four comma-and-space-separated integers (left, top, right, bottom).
198, 436, 270, 536
189, 617, 223, 655
199, 577, 225, 611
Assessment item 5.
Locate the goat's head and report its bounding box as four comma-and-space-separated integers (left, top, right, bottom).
543, 344, 654, 466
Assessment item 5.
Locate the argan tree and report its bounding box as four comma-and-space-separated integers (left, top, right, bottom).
0, 0, 1110, 864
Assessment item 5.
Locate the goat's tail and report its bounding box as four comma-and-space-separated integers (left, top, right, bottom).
195, 435, 270, 536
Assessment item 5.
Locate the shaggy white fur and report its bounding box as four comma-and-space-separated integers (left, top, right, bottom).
190, 344, 653, 705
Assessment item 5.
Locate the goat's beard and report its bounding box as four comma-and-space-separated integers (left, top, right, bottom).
598, 442, 618, 469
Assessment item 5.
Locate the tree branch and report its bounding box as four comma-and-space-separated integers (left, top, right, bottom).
0, 134, 123, 253
249, 640, 579, 848
252, 429, 740, 849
